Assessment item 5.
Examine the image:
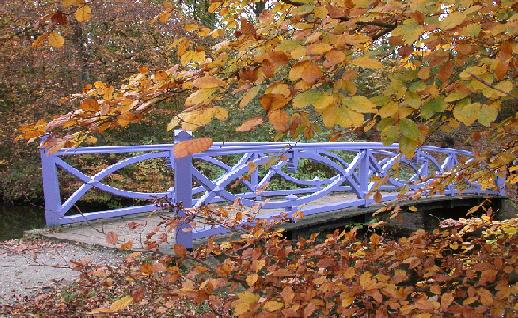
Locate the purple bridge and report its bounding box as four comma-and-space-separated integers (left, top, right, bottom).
40, 130, 503, 248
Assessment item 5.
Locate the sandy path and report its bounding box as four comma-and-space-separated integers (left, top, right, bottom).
0, 239, 124, 306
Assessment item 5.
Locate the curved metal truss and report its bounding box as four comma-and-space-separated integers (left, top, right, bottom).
40, 131, 502, 246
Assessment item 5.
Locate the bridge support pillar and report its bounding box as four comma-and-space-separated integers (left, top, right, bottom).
359, 149, 370, 206
40, 136, 62, 225
173, 130, 194, 249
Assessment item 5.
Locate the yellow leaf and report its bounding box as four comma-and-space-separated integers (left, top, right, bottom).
48, 32, 64, 48
62, 0, 81, 7
478, 103, 499, 127
306, 43, 333, 55
208, 2, 221, 13
336, 108, 364, 128
343, 96, 376, 113
292, 90, 322, 109
185, 88, 216, 106
174, 137, 213, 158
213, 106, 228, 121
193, 75, 225, 89
392, 19, 424, 45
75, 5, 92, 23
232, 291, 259, 315
453, 103, 481, 126
246, 273, 259, 286
314, 94, 335, 111
109, 295, 133, 312
180, 50, 206, 65
264, 300, 284, 312
167, 116, 181, 131
351, 56, 383, 69
239, 86, 260, 108
378, 101, 398, 117
265, 83, 291, 98
440, 11, 466, 30
341, 293, 355, 307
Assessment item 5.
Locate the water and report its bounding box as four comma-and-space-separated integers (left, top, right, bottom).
0, 205, 45, 241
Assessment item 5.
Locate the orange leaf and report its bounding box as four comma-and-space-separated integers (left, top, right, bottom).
260, 94, 289, 112
193, 75, 225, 88
236, 117, 263, 132
268, 110, 290, 132
301, 62, 322, 84
120, 241, 133, 250
80, 98, 100, 112
173, 244, 187, 258
173, 137, 212, 158
246, 273, 259, 286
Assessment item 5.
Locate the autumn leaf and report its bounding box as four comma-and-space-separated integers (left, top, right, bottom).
193, 75, 225, 89
374, 191, 382, 203
75, 5, 92, 23
263, 300, 283, 312
48, 32, 65, 48
109, 295, 133, 312
232, 291, 259, 316
239, 86, 260, 108
246, 273, 258, 286
236, 117, 263, 132
174, 137, 212, 158
173, 244, 187, 258
268, 110, 290, 132
351, 56, 383, 69
105, 231, 118, 245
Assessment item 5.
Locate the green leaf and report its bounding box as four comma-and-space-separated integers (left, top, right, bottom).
444, 90, 470, 102
440, 11, 467, 30
460, 23, 481, 37
453, 102, 481, 126
343, 96, 376, 113
381, 125, 398, 145
293, 90, 324, 109
392, 19, 424, 44
477, 103, 499, 127
421, 97, 446, 119
399, 119, 420, 141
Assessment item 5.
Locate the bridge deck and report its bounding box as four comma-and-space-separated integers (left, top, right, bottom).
28, 193, 496, 251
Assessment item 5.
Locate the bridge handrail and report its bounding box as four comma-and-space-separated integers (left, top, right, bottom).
53, 141, 473, 157
40, 130, 497, 248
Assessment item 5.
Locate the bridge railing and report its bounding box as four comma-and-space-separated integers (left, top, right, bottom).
40, 130, 497, 247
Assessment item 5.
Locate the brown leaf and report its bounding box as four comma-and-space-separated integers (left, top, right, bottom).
374, 191, 382, 203
173, 243, 187, 258
105, 231, 118, 245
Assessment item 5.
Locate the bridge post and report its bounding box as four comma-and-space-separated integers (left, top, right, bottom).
173, 130, 194, 249
359, 149, 370, 206
251, 153, 260, 199
40, 136, 62, 225
495, 174, 506, 196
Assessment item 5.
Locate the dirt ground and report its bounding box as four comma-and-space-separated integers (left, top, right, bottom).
0, 239, 124, 306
